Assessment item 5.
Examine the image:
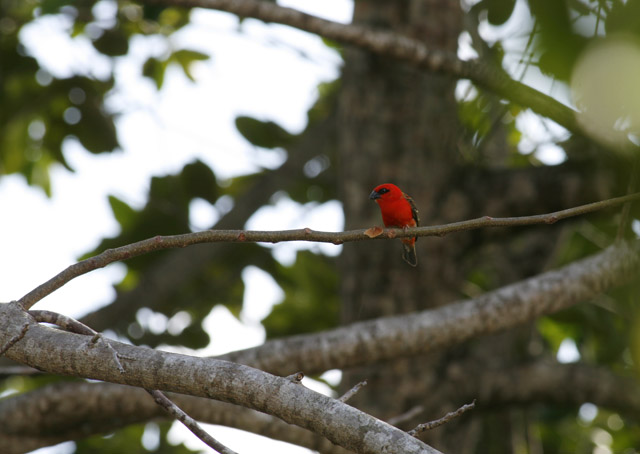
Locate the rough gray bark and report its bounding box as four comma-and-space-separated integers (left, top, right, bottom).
219, 241, 639, 374
0, 302, 441, 454
3, 357, 639, 454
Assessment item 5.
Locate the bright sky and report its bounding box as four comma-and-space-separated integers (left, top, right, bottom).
1, 1, 576, 453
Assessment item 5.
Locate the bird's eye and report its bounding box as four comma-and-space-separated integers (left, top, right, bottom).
379, 188, 389, 194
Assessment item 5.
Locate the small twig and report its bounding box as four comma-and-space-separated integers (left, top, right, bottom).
338, 380, 368, 403
146, 389, 239, 454
408, 400, 476, 436
387, 405, 425, 426
29, 310, 125, 374
18, 192, 640, 310
286, 371, 305, 383
0, 322, 30, 357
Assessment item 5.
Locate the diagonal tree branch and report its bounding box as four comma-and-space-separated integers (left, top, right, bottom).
0, 301, 442, 454
145, 0, 579, 134
146, 389, 238, 454
3, 359, 639, 454
18, 192, 640, 310
217, 241, 640, 375
0, 382, 351, 454
18, 309, 228, 451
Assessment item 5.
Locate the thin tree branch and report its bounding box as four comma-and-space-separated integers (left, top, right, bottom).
18, 192, 640, 310
145, 0, 579, 134
408, 401, 476, 436
0, 302, 443, 454
146, 389, 238, 454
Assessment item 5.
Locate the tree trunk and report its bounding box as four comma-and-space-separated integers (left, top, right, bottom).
337, 0, 465, 436
336, 1, 558, 452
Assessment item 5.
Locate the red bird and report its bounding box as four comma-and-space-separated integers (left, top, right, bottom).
369, 183, 420, 267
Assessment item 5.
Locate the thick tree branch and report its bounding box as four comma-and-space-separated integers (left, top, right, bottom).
217, 241, 640, 375
29, 309, 125, 373
0, 302, 441, 454
0, 382, 347, 454
18, 192, 640, 310
3, 360, 639, 454
145, 0, 579, 134
436, 360, 640, 419
0, 321, 29, 356
26, 307, 227, 454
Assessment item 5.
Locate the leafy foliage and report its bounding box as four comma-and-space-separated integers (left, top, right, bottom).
0, 0, 207, 193
235, 116, 297, 150
263, 250, 340, 338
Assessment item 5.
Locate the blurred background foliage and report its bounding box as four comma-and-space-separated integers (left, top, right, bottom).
1, 0, 639, 453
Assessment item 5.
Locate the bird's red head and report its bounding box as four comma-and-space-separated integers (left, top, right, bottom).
369, 183, 403, 202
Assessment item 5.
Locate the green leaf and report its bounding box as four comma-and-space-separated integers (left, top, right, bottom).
92, 28, 129, 57
485, 0, 517, 25
171, 49, 210, 82
142, 57, 166, 89
108, 195, 137, 231
263, 251, 340, 338
235, 116, 295, 149
181, 160, 218, 203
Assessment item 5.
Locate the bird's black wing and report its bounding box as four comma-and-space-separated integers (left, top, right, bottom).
403, 193, 420, 243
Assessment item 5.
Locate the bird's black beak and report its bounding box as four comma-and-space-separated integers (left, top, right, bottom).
369, 190, 381, 200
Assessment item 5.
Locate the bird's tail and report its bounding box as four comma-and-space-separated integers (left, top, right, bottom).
401, 242, 418, 267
